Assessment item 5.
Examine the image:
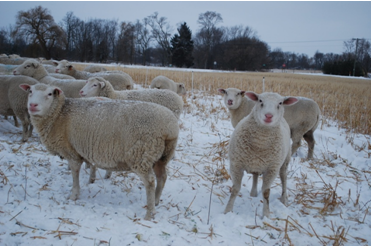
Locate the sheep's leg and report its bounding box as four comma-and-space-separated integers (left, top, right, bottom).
290, 133, 302, 157
153, 159, 167, 206
261, 169, 278, 218
279, 156, 290, 206
68, 159, 83, 200
21, 121, 30, 142
13, 116, 19, 127
138, 170, 156, 220
303, 130, 315, 160
104, 170, 112, 179
153, 138, 177, 205
87, 162, 96, 184
250, 173, 259, 197
224, 168, 244, 214
27, 124, 33, 138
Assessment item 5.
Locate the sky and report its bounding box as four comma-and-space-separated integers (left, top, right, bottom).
0, 69, 371, 245
0, 1, 370, 57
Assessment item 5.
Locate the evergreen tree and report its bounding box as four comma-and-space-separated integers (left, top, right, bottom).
171, 22, 194, 68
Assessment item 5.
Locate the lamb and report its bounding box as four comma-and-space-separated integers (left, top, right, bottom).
20, 83, 179, 220
13, 59, 86, 98
218, 88, 320, 160
80, 76, 184, 180
84, 64, 107, 73
150, 75, 186, 95
55, 60, 134, 90
0, 75, 38, 142
224, 92, 298, 218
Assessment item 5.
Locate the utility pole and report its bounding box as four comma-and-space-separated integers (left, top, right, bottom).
352, 38, 360, 76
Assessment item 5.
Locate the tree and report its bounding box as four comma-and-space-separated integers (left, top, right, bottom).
195, 11, 223, 69
134, 18, 152, 65
171, 22, 194, 68
12, 6, 65, 59
117, 22, 135, 64
148, 12, 173, 66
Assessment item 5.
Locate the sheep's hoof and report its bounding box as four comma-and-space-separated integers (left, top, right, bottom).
68, 192, 79, 201
144, 211, 155, 220
250, 190, 258, 197
280, 196, 288, 206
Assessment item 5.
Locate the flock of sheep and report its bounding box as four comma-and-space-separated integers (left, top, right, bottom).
0, 54, 320, 220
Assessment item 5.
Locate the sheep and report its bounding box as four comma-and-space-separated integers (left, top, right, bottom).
84, 64, 107, 73
55, 60, 134, 90
218, 88, 320, 160
80, 76, 184, 180
224, 92, 298, 218
19, 83, 179, 220
150, 75, 186, 95
80, 77, 183, 119
0, 75, 38, 142
0, 64, 19, 75
13, 59, 86, 98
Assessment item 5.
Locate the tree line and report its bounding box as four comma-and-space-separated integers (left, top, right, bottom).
0, 6, 370, 76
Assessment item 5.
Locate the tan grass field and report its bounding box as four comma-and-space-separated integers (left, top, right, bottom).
76, 64, 371, 136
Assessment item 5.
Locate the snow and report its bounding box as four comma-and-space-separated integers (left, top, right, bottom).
0, 85, 370, 245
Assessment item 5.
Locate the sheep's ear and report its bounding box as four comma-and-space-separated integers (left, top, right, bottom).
19, 84, 31, 92
99, 81, 106, 88
245, 92, 259, 101
283, 97, 298, 106
217, 88, 226, 94
239, 90, 246, 97
53, 88, 63, 96
52, 61, 58, 66
31, 62, 39, 68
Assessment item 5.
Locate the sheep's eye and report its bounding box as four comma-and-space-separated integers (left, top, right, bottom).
259, 99, 262, 103
279, 102, 283, 105
29, 90, 32, 93
48, 93, 52, 96
93, 84, 97, 87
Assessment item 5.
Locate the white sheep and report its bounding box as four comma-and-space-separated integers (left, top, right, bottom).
80, 77, 183, 119
0, 75, 39, 141
80, 77, 184, 181
55, 60, 134, 90
150, 75, 186, 95
84, 64, 107, 73
20, 83, 179, 220
218, 88, 320, 160
13, 59, 86, 98
224, 92, 298, 218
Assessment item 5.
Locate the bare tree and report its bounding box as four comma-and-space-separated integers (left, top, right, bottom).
134, 18, 152, 65
195, 11, 223, 68
117, 22, 135, 64
61, 11, 82, 59
148, 12, 173, 66
12, 5, 66, 59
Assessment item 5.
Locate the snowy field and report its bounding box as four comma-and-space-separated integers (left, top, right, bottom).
0, 81, 370, 245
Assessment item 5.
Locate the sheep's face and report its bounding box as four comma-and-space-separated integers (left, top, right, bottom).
177, 83, 187, 95
55, 60, 74, 75
218, 88, 245, 110
246, 92, 298, 127
13, 59, 40, 77
20, 84, 63, 117
80, 78, 105, 97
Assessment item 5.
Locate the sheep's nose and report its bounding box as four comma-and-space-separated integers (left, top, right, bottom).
55, 69, 59, 73
29, 103, 38, 108
265, 113, 273, 119
79, 91, 85, 96
227, 99, 233, 105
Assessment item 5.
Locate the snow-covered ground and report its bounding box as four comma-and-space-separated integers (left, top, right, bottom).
0, 86, 370, 245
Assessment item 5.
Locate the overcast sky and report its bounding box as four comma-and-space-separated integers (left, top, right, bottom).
0, 1, 370, 57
